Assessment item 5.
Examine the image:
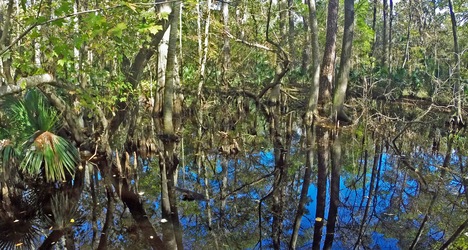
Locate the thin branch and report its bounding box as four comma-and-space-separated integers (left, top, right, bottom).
225, 30, 273, 51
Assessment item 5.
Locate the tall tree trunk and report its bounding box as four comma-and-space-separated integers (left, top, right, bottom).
448, 0, 463, 122
305, 0, 321, 121
221, 0, 230, 86
161, 2, 183, 249
382, 0, 388, 67
318, 0, 339, 112
388, 0, 394, 71
402, 0, 412, 68
197, 0, 211, 96
0, 0, 14, 84
332, 0, 354, 123
312, 127, 329, 250
370, 0, 378, 58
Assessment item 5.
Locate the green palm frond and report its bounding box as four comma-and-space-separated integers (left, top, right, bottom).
3, 89, 60, 141
0, 140, 19, 180
21, 131, 79, 182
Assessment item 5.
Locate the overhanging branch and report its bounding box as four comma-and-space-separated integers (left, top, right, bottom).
0, 73, 55, 97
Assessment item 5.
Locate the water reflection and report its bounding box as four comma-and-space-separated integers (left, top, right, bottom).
1, 113, 468, 249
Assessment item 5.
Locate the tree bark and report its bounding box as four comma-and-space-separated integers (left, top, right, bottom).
318, 0, 339, 111
382, 0, 388, 67
332, 0, 354, 123
448, 0, 463, 122
161, 2, 182, 249
305, 0, 321, 122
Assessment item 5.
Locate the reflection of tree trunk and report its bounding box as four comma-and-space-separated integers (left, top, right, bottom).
39, 230, 65, 250
219, 158, 228, 229
409, 191, 437, 250
312, 127, 329, 250
272, 132, 287, 250
97, 187, 114, 250
289, 124, 315, 249
324, 131, 341, 249
439, 218, 468, 250
113, 168, 165, 249
353, 141, 382, 249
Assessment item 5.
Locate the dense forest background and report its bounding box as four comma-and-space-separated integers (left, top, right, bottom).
0, 0, 468, 249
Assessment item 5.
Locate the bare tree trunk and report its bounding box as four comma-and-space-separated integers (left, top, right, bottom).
0, 0, 14, 84
221, 0, 230, 86
448, 0, 463, 122
305, 0, 321, 121
332, 0, 354, 123
401, 0, 412, 68
318, 0, 339, 112
370, 0, 378, 58
197, 0, 211, 96
161, 2, 182, 249
382, 0, 388, 67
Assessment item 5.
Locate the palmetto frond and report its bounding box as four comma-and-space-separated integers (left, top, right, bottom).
3, 89, 60, 142
21, 131, 79, 183
0, 139, 19, 181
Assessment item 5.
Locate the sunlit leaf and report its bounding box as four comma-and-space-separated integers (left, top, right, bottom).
147, 25, 162, 34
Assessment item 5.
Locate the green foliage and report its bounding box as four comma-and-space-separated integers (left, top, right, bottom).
21, 131, 79, 182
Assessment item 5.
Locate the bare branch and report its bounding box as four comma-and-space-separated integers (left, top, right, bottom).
0, 73, 55, 97
225, 31, 273, 52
